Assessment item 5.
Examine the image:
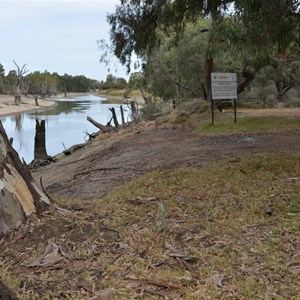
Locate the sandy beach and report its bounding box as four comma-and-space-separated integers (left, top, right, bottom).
0, 95, 56, 118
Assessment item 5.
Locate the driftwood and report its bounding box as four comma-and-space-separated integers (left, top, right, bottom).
83, 130, 97, 141
63, 143, 85, 156
87, 116, 109, 133
109, 107, 119, 128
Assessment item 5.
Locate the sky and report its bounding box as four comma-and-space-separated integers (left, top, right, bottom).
0, 0, 128, 82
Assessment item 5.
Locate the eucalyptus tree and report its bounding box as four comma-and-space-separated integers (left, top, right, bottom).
144, 20, 210, 100
107, 0, 300, 100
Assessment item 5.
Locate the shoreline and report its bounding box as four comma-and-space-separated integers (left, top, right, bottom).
0, 95, 57, 118
0, 92, 145, 118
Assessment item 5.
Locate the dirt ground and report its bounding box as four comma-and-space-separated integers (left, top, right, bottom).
33, 109, 300, 201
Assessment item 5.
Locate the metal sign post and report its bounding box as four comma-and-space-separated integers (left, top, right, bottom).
211, 73, 237, 125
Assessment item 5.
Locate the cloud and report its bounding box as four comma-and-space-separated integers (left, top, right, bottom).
0, 0, 127, 80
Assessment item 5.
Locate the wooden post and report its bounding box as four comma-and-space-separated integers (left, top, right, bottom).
0, 121, 50, 236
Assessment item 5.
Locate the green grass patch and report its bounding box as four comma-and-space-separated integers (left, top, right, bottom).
199, 114, 300, 135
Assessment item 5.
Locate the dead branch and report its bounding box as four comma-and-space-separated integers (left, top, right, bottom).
109, 107, 119, 128
87, 116, 109, 133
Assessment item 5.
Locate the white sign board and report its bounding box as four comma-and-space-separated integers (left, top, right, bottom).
211, 73, 237, 100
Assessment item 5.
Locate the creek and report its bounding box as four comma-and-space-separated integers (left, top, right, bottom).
1, 94, 128, 163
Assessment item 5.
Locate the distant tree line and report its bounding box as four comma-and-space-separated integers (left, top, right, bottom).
0, 64, 100, 97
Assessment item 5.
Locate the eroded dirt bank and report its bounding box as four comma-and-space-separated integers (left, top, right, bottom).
33, 121, 300, 200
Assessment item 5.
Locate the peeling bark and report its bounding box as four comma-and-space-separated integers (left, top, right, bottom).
0, 121, 50, 236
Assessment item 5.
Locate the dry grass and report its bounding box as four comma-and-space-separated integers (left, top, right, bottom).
0, 152, 299, 299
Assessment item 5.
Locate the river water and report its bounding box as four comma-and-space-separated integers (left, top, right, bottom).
1, 95, 128, 163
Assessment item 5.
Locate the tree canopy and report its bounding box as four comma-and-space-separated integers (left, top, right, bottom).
107, 0, 300, 101
108, 0, 300, 68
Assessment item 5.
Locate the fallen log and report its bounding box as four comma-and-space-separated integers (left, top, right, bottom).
63, 143, 85, 156
86, 116, 108, 133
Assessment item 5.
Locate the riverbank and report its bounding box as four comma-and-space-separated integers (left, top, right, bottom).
0, 95, 56, 117
0, 92, 145, 119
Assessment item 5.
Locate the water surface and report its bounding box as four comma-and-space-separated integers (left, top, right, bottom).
1, 95, 128, 163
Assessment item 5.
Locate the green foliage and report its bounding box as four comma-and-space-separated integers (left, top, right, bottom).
107, 1, 300, 102
145, 20, 210, 100
0, 67, 100, 95
99, 74, 127, 90
140, 96, 164, 120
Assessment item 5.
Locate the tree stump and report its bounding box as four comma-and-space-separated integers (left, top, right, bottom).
34, 120, 49, 161
0, 121, 50, 236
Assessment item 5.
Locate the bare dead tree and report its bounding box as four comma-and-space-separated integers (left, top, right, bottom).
13, 60, 29, 104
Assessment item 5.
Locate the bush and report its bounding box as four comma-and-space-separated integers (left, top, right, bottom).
140, 97, 165, 120
285, 97, 300, 107
264, 94, 278, 108
177, 99, 209, 116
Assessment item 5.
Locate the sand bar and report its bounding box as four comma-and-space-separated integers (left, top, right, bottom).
0, 95, 56, 118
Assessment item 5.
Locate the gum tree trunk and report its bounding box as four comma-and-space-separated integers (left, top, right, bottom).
0, 121, 50, 236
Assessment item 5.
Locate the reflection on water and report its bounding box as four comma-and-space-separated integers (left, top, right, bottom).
1, 95, 128, 163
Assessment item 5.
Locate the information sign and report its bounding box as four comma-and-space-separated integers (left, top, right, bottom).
211, 73, 237, 100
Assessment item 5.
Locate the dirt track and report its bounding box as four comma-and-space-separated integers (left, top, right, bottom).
33, 119, 300, 200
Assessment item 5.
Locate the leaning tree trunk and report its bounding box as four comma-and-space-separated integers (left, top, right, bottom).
0, 121, 50, 236
34, 120, 49, 161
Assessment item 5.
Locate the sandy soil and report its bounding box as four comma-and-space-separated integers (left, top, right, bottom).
0, 95, 56, 117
